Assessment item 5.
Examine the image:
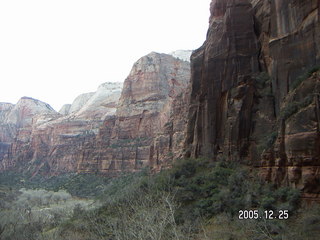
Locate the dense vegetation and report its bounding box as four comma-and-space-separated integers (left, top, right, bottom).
0, 171, 111, 198
1, 158, 319, 239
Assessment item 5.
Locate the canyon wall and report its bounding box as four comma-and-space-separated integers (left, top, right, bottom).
0, 83, 122, 174
185, 0, 319, 200
0, 0, 318, 200
186, 0, 260, 159
0, 52, 190, 174
78, 52, 191, 173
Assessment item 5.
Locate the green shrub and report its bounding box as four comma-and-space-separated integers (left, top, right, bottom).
261, 196, 276, 209
300, 94, 314, 107
152, 158, 301, 221
280, 101, 300, 120
280, 95, 314, 120
2, 157, 308, 240
257, 131, 278, 154
267, 131, 278, 147
254, 72, 274, 97
290, 65, 319, 90
254, 72, 271, 89
307, 65, 320, 76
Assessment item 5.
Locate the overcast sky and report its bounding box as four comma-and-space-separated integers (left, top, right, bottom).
0, 0, 211, 111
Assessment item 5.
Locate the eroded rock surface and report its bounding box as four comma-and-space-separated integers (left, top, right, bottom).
74, 82, 122, 119
4, 97, 57, 128
169, 50, 192, 62
261, 73, 320, 200
186, 0, 260, 159
78, 52, 190, 173
59, 104, 71, 115
0, 52, 189, 175
0, 83, 122, 174
185, 0, 320, 200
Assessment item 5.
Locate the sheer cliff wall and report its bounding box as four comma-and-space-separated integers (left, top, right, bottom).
185, 0, 320, 200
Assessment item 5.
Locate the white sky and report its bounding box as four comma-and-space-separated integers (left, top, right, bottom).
0, 0, 211, 111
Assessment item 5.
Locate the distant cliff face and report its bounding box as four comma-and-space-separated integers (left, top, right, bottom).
185, 0, 319, 200
0, 84, 122, 174
0, 98, 58, 148
79, 53, 190, 173
65, 92, 95, 115
0, 52, 190, 175
78, 52, 190, 173
58, 82, 122, 118
0, 103, 15, 143
77, 53, 190, 174
169, 50, 192, 62
113, 52, 190, 171
0, 98, 59, 169
4, 97, 57, 128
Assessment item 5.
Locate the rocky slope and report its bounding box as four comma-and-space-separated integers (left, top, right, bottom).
185, 0, 319, 200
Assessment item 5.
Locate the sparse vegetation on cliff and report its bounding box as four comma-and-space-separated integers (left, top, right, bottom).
254, 72, 274, 97
280, 95, 314, 121
257, 131, 278, 154
290, 66, 320, 91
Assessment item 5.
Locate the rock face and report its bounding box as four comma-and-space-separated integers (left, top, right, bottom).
150, 90, 190, 171
0, 52, 190, 175
252, 0, 319, 114
185, 0, 320, 200
0, 103, 15, 142
0, 98, 58, 143
1, 0, 318, 200
169, 50, 192, 62
78, 52, 190, 173
0, 83, 123, 173
74, 82, 122, 119
59, 104, 71, 115
252, 0, 320, 201
0, 103, 16, 161
68, 92, 95, 114
5, 97, 57, 128
186, 0, 260, 159
261, 72, 320, 201
0, 98, 59, 168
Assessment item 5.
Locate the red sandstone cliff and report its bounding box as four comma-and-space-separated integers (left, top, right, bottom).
78, 52, 191, 173
0, 53, 190, 175
0, 83, 122, 174
0, 0, 318, 201
185, 0, 319, 200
